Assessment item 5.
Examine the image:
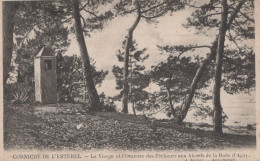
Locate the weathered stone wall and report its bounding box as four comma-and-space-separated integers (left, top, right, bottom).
34, 58, 41, 102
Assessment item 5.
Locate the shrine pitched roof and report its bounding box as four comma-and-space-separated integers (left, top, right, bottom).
36, 48, 54, 57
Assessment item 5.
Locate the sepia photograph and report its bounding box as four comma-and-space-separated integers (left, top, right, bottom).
1, 0, 258, 160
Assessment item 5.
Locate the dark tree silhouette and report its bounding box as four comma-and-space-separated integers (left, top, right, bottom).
212, 0, 228, 134
3, 2, 19, 92
72, 0, 101, 110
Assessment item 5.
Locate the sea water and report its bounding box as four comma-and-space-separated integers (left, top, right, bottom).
114, 94, 256, 127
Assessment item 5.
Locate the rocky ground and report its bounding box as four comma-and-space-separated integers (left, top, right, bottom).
4, 103, 256, 151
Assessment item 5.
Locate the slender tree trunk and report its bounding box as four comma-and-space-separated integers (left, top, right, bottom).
84, 81, 87, 102
166, 85, 175, 116
3, 2, 19, 92
176, 0, 246, 124
176, 44, 216, 124
72, 0, 101, 110
129, 57, 137, 118
213, 0, 228, 134
68, 86, 75, 103
132, 101, 136, 118
122, 0, 141, 113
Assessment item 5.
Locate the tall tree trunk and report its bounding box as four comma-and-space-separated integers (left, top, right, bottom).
72, 0, 101, 110
176, 41, 216, 124
213, 0, 228, 134
3, 2, 19, 148
3, 2, 19, 92
122, 0, 141, 113
176, 0, 246, 124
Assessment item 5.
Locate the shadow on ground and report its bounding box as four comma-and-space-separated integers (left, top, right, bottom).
4, 103, 256, 151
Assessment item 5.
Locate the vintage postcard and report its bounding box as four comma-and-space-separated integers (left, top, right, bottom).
1, 0, 259, 160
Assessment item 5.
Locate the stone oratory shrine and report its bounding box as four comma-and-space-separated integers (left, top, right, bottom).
34, 48, 57, 103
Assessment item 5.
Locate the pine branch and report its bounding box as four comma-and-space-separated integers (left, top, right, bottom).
159, 45, 211, 57
80, 2, 89, 10
80, 15, 87, 28
238, 10, 254, 23
203, 12, 222, 18
141, 11, 166, 19
234, 19, 248, 36
226, 0, 246, 28
83, 8, 99, 18
183, 1, 221, 9
62, 16, 73, 23
124, 8, 138, 14
227, 30, 242, 53
183, 2, 203, 9
140, 1, 167, 14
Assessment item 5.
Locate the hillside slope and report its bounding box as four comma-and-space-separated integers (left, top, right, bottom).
4, 103, 256, 150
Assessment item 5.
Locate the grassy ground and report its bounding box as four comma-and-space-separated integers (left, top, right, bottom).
4, 103, 256, 151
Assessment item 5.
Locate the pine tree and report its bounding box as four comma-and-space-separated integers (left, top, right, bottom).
112, 40, 149, 115
150, 56, 212, 118
159, 0, 254, 124
114, 0, 185, 113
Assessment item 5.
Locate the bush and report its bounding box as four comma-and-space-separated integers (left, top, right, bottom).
5, 83, 33, 104
101, 98, 117, 112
